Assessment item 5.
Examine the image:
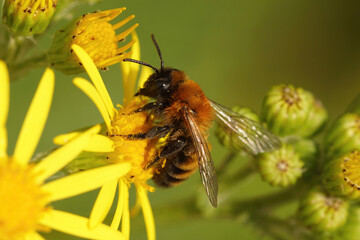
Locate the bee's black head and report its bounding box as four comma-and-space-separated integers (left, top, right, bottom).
135, 67, 178, 100
123, 34, 177, 100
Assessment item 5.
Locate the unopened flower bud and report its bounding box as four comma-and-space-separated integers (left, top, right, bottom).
334, 206, 360, 240
297, 188, 349, 232
261, 85, 324, 137
215, 106, 260, 150
49, 8, 137, 74
323, 151, 360, 200
301, 98, 328, 137
257, 144, 304, 187
324, 113, 360, 159
2, 0, 57, 36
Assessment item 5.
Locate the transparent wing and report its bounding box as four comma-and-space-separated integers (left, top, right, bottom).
210, 100, 281, 155
183, 108, 218, 207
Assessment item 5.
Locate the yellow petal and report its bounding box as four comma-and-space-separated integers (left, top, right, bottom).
53, 131, 80, 145
111, 179, 126, 229
40, 209, 126, 240
0, 61, 9, 159
85, 134, 114, 152
54, 131, 114, 152
72, 44, 115, 120
121, 186, 130, 240
25, 231, 45, 240
137, 64, 153, 89
13, 68, 54, 166
121, 31, 140, 107
89, 180, 118, 229
34, 125, 101, 183
42, 162, 131, 202
73, 77, 112, 130
130, 191, 141, 217
137, 186, 155, 240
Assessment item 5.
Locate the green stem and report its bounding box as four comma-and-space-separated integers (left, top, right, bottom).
8, 53, 49, 80
5, 36, 18, 62
229, 182, 307, 214
251, 213, 296, 240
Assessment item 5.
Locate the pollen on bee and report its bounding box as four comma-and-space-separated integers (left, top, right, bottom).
161, 159, 167, 168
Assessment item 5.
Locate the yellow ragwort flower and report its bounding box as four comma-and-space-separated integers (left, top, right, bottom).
49, 8, 138, 75
0, 61, 132, 240
54, 32, 156, 240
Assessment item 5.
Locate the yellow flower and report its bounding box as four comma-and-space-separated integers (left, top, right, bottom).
54, 32, 156, 240
49, 8, 138, 74
323, 151, 360, 200
0, 62, 132, 240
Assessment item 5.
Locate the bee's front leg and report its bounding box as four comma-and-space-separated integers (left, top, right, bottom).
109, 125, 171, 139
134, 102, 165, 113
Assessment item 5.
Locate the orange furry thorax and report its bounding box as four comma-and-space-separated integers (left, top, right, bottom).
164, 76, 214, 131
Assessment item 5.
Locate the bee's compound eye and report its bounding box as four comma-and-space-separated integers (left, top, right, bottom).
162, 82, 170, 89
156, 79, 170, 91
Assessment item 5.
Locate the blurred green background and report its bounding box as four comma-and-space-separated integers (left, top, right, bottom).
4, 0, 360, 239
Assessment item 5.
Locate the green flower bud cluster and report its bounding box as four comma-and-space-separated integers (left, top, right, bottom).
215, 84, 327, 188
258, 84, 327, 186
214, 89, 360, 238
295, 94, 360, 236
321, 96, 360, 201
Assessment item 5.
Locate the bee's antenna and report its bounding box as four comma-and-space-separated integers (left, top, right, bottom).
123, 58, 159, 73
151, 34, 164, 71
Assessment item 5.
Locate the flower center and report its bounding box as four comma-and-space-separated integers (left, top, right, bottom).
0, 160, 49, 240
72, 16, 117, 66
276, 160, 289, 172
281, 86, 301, 106
324, 197, 343, 211
342, 151, 360, 189
107, 99, 157, 191
12, 0, 57, 13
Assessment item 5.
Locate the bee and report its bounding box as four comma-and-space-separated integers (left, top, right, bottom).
122, 34, 280, 207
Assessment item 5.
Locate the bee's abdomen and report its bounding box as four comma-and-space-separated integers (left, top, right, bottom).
153, 152, 197, 187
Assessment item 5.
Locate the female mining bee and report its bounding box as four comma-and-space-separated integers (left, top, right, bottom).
122, 35, 280, 207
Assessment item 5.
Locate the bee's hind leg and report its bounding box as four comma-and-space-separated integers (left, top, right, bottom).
146, 137, 187, 169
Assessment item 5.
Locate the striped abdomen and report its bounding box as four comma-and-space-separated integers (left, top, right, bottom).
153, 147, 198, 187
